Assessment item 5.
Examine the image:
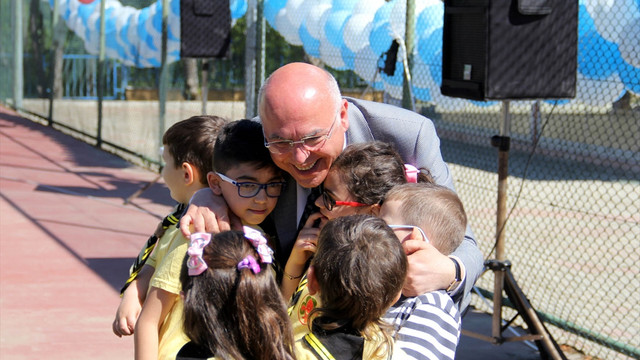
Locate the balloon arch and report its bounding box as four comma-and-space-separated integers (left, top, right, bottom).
50, 0, 640, 106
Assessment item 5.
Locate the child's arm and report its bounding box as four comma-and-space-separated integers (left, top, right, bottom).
281, 213, 325, 300
134, 286, 177, 360
112, 265, 154, 337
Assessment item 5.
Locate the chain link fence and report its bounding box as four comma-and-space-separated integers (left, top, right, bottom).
1, 0, 638, 359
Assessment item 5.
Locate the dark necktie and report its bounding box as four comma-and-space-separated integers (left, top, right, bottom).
297, 187, 321, 234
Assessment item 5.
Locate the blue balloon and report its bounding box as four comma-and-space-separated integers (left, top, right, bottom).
299, 21, 320, 58
264, 0, 286, 26
332, 0, 359, 12
618, 61, 640, 94
231, 0, 247, 20
418, 27, 442, 65
341, 45, 355, 69
429, 49, 442, 86
413, 86, 431, 101
372, 1, 393, 27
369, 21, 393, 56
471, 100, 498, 107
578, 29, 622, 80
324, 10, 351, 48
416, 4, 443, 37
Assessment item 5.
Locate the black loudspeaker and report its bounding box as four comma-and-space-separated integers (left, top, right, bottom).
180, 0, 231, 58
441, 0, 578, 100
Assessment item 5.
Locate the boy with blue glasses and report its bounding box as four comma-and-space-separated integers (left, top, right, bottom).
135, 119, 286, 360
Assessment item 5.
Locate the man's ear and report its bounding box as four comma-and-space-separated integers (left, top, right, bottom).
307, 265, 319, 295
206, 171, 223, 196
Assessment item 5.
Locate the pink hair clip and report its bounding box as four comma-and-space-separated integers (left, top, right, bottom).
187, 232, 211, 276
243, 226, 273, 264
404, 164, 418, 183
237, 256, 261, 274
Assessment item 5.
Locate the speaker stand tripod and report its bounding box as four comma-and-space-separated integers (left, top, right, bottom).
461, 101, 566, 360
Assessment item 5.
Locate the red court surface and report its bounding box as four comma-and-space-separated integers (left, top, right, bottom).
0, 106, 174, 359
1, 105, 581, 360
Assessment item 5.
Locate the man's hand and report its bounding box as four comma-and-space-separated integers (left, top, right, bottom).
401, 239, 456, 297
179, 188, 239, 237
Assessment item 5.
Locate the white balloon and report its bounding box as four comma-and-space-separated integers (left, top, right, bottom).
389, 0, 406, 41
354, 46, 381, 81
285, 0, 310, 29
352, 0, 385, 15
320, 38, 346, 70
305, 2, 332, 39
573, 73, 626, 107
343, 13, 375, 52
584, 0, 639, 43
275, 8, 303, 46
618, 19, 640, 68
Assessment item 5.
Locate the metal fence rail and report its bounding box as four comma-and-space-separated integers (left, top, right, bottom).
1, 1, 638, 359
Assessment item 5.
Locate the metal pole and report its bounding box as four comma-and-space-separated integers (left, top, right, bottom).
256, 0, 265, 108
244, 0, 257, 118
401, 0, 415, 111
12, 0, 23, 110
96, 0, 106, 148
47, 0, 59, 126
492, 99, 511, 338
158, 0, 169, 162
201, 59, 210, 114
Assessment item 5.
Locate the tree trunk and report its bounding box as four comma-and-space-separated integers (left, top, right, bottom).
51, 15, 67, 99
183, 58, 199, 100
29, 0, 46, 97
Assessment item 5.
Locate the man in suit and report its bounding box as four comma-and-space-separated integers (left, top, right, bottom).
180, 62, 483, 311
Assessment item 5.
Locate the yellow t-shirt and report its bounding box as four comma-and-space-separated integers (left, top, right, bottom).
289, 275, 407, 360
149, 230, 190, 360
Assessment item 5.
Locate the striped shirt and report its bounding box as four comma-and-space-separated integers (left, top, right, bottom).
382, 290, 461, 360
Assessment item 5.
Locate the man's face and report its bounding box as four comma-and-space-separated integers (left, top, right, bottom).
262, 100, 349, 189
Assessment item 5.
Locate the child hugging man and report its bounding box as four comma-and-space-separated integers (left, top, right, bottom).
113, 115, 225, 337
379, 182, 467, 360
296, 214, 409, 360
135, 119, 286, 360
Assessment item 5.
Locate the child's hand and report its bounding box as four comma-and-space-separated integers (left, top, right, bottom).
112, 291, 142, 337
291, 213, 326, 265
401, 239, 457, 297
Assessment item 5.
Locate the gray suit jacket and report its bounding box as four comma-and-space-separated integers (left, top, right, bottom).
265, 97, 483, 311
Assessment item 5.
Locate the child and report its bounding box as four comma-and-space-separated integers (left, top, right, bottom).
135, 119, 286, 360
177, 230, 296, 360
379, 182, 466, 360
295, 214, 408, 359
281, 141, 431, 300
113, 115, 225, 337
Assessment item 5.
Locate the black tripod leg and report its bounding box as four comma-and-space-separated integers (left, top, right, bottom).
503, 268, 567, 360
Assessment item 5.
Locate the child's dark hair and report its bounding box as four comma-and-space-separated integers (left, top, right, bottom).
330, 141, 432, 205
163, 115, 226, 185
180, 231, 295, 360
385, 183, 467, 255
310, 215, 407, 349
213, 119, 278, 174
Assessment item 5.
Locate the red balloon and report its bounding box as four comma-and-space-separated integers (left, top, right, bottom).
77, 0, 96, 4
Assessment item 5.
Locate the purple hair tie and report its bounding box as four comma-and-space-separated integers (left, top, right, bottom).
237, 256, 261, 274
187, 232, 211, 276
